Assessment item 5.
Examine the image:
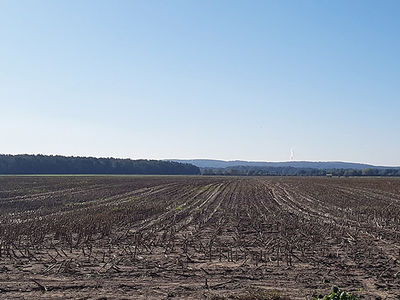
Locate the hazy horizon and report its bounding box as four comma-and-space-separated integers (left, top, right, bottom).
1, 1, 399, 166
1, 152, 399, 168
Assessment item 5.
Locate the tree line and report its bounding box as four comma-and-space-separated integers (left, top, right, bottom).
201, 166, 400, 177
0, 154, 200, 175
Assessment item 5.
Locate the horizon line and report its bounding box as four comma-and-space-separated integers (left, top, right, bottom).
1, 153, 399, 168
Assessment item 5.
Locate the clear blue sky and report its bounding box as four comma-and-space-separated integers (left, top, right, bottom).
1, 0, 399, 166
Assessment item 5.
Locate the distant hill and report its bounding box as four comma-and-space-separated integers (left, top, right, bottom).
0, 154, 200, 175
167, 159, 393, 170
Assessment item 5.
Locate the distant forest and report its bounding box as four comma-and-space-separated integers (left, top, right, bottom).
0, 155, 200, 175
1, 155, 399, 176
201, 166, 400, 177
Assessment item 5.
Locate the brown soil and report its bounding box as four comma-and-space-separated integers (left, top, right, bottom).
0, 176, 399, 299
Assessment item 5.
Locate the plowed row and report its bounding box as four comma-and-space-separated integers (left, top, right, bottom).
0, 176, 399, 299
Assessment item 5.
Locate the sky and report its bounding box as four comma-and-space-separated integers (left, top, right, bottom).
0, 0, 399, 166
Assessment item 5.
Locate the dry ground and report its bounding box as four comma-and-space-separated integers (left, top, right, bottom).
0, 176, 399, 299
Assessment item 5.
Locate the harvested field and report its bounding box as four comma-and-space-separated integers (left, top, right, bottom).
0, 176, 399, 299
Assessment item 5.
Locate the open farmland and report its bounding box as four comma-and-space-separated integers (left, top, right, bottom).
0, 176, 399, 299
